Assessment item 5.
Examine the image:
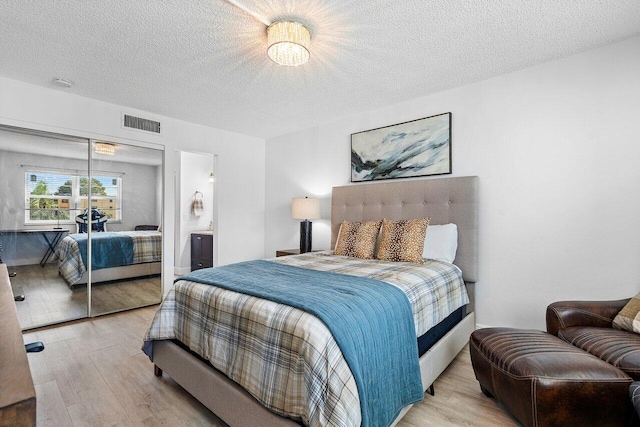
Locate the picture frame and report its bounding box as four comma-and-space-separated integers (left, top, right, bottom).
350, 112, 452, 182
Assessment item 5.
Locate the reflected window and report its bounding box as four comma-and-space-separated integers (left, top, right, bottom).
25, 170, 122, 224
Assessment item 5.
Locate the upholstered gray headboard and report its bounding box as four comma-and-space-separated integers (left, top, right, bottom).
331, 176, 479, 283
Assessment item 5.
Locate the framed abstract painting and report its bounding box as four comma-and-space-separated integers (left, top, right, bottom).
351, 112, 451, 182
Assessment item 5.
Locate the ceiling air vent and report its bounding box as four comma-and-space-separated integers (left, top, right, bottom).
123, 114, 161, 134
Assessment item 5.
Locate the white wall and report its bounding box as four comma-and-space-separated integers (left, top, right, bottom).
265, 36, 640, 330
0, 76, 266, 292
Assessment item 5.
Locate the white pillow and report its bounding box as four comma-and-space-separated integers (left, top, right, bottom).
422, 223, 458, 263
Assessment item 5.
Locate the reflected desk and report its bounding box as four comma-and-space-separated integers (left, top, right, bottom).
0, 228, 70, 267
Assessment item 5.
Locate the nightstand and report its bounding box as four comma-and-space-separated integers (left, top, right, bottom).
276, 249, 320, 257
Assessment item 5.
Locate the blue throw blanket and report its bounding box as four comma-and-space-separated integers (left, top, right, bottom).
182, 260, 424, 427
71, 232, 134, 270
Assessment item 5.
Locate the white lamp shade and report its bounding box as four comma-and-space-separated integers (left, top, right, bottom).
292, 197, 320, 220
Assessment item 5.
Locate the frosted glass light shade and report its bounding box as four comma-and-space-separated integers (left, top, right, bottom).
292, 197, 320, 220
267, 21, 310, 67
94, 142, 115, 155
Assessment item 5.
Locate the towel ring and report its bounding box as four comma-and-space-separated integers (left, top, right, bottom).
194, 191, 203, 199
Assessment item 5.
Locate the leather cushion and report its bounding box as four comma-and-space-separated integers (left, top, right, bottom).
558, 326, 640, 380
471, 328, 633, 427
471, 328, 630, 380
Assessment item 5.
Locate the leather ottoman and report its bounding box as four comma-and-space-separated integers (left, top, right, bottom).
470, 328, 633, 427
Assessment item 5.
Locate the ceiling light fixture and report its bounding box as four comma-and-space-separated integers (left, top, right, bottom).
223, 0, 312, 67
94, 142, 115, 156
267, 21, 311, 67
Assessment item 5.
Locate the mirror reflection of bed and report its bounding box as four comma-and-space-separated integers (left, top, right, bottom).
0, 126, 163, 330
58, 224, 162, 316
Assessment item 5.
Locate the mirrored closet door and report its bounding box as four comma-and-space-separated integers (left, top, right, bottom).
0, 126, 89, 329
89, 141, 163, 316
0, 125, 163, 330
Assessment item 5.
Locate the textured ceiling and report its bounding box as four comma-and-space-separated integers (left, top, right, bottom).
0, 1, 639, 139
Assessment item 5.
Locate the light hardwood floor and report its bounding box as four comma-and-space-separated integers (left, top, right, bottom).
12, 264, 161, 330
24, 307, 519, 426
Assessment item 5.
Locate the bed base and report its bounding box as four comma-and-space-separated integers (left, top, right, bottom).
153, 311, 475, 427
70, 262, 161, 286
391, 311, 475, 425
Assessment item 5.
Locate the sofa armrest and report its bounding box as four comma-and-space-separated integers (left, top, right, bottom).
546, 299, 630, 336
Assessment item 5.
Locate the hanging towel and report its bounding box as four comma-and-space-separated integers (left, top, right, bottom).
192, 191, 204, 217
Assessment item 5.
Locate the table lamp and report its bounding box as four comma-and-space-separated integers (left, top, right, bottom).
292, 197, 321, 253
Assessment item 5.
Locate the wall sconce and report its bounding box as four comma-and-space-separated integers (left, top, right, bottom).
208, 173, 215, 183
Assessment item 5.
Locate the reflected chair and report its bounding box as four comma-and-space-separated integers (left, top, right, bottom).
75, 208, 108, 233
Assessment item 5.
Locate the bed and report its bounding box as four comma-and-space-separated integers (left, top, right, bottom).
144, 176, 478, 426
57, 230, 162, 286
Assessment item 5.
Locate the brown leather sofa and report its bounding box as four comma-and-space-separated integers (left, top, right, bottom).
469, 298, 640, 426
546, 298, 640, 380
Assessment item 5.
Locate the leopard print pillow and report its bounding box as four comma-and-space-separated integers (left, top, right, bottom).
613, 292, 640, 333
377, 218, 430, 264
334, 220, 382, 259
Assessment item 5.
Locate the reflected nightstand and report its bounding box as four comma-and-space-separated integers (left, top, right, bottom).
276, 249, 320, 257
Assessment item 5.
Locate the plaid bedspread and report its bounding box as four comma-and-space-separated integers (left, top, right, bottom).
143, 252, 468, 426
57, 230, 162, 285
